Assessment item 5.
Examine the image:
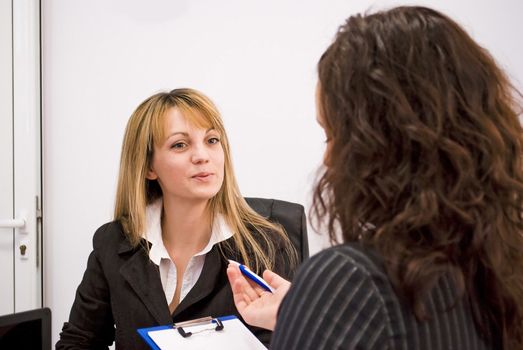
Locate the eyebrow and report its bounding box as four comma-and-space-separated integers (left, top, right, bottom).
166, 128, 216, 139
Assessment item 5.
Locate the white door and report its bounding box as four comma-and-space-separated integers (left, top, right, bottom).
0, 0, 42, 314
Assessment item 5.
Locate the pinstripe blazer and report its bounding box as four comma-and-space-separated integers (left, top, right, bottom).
271, 243, 493, 350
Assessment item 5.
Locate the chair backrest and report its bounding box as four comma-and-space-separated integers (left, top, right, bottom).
245, 197, 309, 263
0, 307, 51, 350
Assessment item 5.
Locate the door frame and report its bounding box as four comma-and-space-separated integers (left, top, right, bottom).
0, 0, 15, 316
13, 0, 42, 312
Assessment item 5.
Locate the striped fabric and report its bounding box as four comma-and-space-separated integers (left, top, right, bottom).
271, 244, 492, 350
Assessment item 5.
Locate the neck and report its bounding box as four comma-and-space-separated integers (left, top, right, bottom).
161, 197, 213, 254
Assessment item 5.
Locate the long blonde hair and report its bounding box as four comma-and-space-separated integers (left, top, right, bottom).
114, 88, 296, 272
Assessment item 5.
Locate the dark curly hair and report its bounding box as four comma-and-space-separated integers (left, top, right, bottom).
313, 6, 523, 348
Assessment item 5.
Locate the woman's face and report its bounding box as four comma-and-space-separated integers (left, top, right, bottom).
147, 107, 225, 203
316, 83, 332, 166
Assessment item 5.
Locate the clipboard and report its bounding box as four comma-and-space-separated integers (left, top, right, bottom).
137, 315, 267, 349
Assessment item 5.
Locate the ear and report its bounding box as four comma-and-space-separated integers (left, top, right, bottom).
146, 167, 158, 180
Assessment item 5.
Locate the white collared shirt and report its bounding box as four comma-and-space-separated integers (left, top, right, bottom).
144, 199, 233, 305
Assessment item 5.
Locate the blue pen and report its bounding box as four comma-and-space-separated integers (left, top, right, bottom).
228, 260, 274, 293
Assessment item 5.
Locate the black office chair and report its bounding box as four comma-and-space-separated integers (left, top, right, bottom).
245, 197, 309, 263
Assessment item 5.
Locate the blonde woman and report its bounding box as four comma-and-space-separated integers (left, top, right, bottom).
57, 88, 306, 349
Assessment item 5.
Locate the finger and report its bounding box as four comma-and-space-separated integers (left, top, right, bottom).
227, 264, 267, 296
227, 265, 260, 303
262, 270, 291, 289
232, 279, 251, 304
226, 265, 242, 288
227, 266, 250, 304
240, 278, 261, 302
228, 267, 251, 302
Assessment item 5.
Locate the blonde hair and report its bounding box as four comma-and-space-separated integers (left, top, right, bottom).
114, 88, 296, 272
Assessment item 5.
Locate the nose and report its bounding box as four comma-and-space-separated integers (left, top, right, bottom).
191, 144, 210, 164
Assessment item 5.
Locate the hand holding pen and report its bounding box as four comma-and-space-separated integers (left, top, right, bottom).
228, 260, 275, 293
226, 260, 291, 331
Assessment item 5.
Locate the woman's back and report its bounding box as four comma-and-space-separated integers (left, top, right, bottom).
272, 243, 492, 350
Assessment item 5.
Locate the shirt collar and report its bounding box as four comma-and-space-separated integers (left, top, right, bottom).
143, 199, 234, 266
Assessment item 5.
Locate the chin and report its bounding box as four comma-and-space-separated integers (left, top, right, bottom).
191, 189, 221, 201
184, 179, 223, 201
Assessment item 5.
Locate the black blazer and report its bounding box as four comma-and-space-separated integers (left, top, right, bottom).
56, 198, 308, 349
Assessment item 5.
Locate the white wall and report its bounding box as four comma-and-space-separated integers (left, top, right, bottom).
42, 0, 523, 344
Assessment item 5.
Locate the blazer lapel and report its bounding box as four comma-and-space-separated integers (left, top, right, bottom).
119, 245, 172, 325
172, 246, 224, 318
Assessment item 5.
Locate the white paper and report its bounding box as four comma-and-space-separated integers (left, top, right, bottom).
147, 318, 267, 350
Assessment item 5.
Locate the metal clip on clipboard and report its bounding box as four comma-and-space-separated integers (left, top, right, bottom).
174, 316, 225, 338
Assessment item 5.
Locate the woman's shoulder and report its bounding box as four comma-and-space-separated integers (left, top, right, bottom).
275, 243, 395, 348
91, 220, 127, 250
296, 243, 390, 291
307, 242, 385, 268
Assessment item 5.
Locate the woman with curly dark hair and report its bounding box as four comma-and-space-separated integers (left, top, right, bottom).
227, 5, 523, 349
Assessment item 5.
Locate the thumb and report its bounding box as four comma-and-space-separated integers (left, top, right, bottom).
262, 270, 290, 289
